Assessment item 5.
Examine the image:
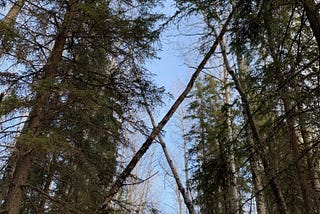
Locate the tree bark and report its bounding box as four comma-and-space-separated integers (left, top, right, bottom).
237, 57, 267, 214
177, 108, 192, 197
96, 6, 238, 213
223, 68, 240, 214
0, 0, 25, 58
218, 38, 289, 214
2, 0, 25, 25
281, 94, 314, 213
297, 104, 320, 198
143, 96, 195, 214
247, 129, 267, 214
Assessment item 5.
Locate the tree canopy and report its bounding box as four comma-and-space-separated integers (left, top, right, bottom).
0, 0, 320, 213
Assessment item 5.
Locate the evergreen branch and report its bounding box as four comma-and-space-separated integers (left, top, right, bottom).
142, 91, 196, 214
22, 184, 85, 214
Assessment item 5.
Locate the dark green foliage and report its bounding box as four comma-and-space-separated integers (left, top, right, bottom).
170, 0, 320, 212
0, 0, 164, 213
186, 74, 248, 213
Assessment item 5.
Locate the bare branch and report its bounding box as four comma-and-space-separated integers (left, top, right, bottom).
96, 4, 238, 213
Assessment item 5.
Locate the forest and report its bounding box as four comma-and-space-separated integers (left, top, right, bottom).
0, 0, 320, 213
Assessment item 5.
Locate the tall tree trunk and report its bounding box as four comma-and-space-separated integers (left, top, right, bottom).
4, 6, 72, 213
281, 94, 314, 213
297, 104, 320, 198
218, 39, 289, 214
236, 55, 267, 214
199, 105, 207, 164
183, 135, 191, 197
247, 129, 267, 214
223, 69, 240, 214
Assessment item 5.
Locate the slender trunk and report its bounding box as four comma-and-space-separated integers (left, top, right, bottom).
223, 69, 240, 214
218, 39, 289, 214
1, 0, 25, 58
157, 135, 195, 214
4, 7, 72, 213
238, 58, 267, 214
217, 187, 223, 212
184, 139, 191, 196
228, 131, 240, 214
281, 95, 314, 213
139, 144, 156, 211
178, 109, 191, 196
253, 174, 266, 214
247, 131, 267, 214
143, 95, 195, 214
176, 185, 183, 214
127, 142, 137, 208
297, 104, 320, 197
199, 107, 207, 163
300, 0, 320, 51
2, 0, 25, 25
96, 7, 237, 212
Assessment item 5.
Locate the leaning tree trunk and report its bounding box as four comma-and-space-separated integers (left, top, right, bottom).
96, 6, 238, 213
0, 0, 26, 58
4, 6, 72, 213
2, 0, 25, 25
142, 93, 195, 214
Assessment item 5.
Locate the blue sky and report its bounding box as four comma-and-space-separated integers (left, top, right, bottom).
143, 1, 197, 212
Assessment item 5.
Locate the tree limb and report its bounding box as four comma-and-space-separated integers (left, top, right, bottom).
142, 92, 195, 214
96, 4, 238, 214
